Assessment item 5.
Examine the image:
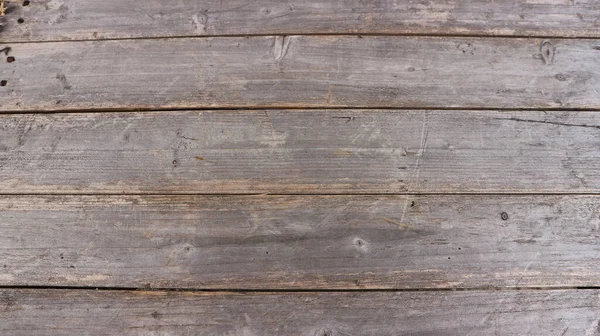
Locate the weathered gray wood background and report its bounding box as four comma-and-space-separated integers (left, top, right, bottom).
2, 0, 600, 41
0, 110, 599, 194
3, 36, 600, 111
1, 0, 600, 334
0, 289, 596, 335
2, 195, 600, 289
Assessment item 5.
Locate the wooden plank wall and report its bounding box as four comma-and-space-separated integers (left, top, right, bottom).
1, 0, 600, 334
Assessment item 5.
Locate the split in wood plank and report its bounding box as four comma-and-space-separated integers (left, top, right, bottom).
0, 288, 598, 335
1, 110, 600, 194
1, 36, 600, 111
1, 0, 600, 42
2, 195, 600, 289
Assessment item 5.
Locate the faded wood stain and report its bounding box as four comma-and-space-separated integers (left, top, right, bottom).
0, 0, 597, 334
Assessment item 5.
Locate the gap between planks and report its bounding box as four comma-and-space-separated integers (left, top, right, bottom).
6, 193, 600, 196
6, 106, 600, 115
6, 33, 600, 45
3, 285, 600, 293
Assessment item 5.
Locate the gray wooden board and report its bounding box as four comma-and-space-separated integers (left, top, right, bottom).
2, 195, 600, 289
1, 0, 600, 42
1, 36, 600, 111
1, 110, 600, 194
0, 289, 598, 335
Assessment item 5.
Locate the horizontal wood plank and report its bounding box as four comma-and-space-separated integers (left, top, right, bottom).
0, 289, 598, 335
1, 110, 600, 194
1, 0, 600, 42
2, 195, 600, 289
1, 36, 600, 110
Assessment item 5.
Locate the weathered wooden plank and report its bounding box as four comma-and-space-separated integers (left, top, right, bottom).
1, 0, 600, 42
0, 289, 598, 335
2, 195, 600, 289
1, 36, 599, 111
1, 110, 600, 194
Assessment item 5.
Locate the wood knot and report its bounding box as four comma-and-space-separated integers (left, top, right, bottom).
316, 328, 334, 336
540, 41, 555, 65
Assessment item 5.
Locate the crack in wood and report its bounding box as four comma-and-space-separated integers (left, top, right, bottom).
493, 117, 600, 129
273, 35, 291, 63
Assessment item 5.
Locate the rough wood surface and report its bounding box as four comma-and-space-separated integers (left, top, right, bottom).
1, 36, 600, 111
2, 195, 600, 289
0, 289, 598, 335
1, 0, 600, 42
1, 110, 600, 194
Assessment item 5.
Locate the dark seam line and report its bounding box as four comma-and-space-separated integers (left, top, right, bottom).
3, 32, 600, 45
1, 285, 600, 292
4, 107, 600, 115
1, 192, 600, 197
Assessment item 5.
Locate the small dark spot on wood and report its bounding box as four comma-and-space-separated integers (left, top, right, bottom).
410, 201, 415, 207
555, 74, 567, 81
172, 159, 179, 167
354, 279, 360, 286
501, 212, 509, 220
93, 32, 98, 38
356, 239, 364, 247
23, 0, 30, 6
60, 253, 64, 259
151, 311, 161, 319
262, 8, 271, 14
448, 257, 451, 259
593, 46, 600, 50
56, 100, 62, 104
265, 251, 269, 254
0, 80, 6, 87
3, 265, 6, 268
185, 247, 191, 252
195, 156, 204, 160
458, 247, 461, 250
69, 265, 75, 269
519, 14, 525, 19
457, 42, 475, 55
6, 56, 15, 63
407, 67, 415, 72
17, 18, 24, 24
144, 283, 152, 289
317, 328, 334, 336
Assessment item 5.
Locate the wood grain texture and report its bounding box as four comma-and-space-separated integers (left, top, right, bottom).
0, 289, 598, 335
1, 36, 600, 111
1, 110, 600, 194
1, 0, 600, 42
2, 195, 600, 289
